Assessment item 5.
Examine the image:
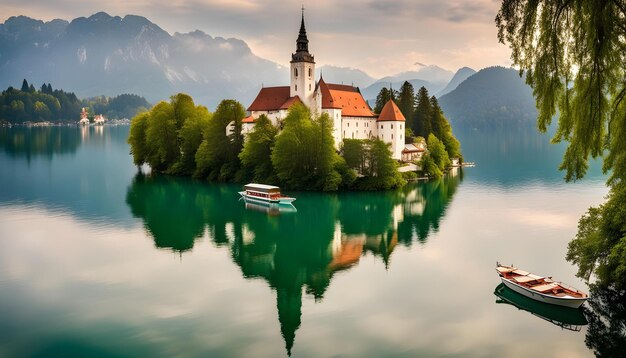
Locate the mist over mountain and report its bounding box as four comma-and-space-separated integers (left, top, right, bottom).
436, 67, 476, 97
0, 12, 288, 109
317, 65, 376, 88
361, 79, 436, 104
380, 65, 454, 85
361, 65, 454, 104
439, 66, 538, 130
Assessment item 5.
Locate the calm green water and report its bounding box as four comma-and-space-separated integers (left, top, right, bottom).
0, 125, 616, 357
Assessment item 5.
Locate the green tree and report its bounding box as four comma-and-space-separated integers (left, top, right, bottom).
566, 184, 626, 285
195, 99, 245, 181
145, 101, 179, 171
430, 96, 462, 160
342, 138, 405, 190
397, 81, 415, 125
412, 86, 432, 138
33, 101, 50, 121
128, 111, 150, 166
422, 154, 443, 179
426, 134, 450, 171
271, 104, 341, 190
342, 139, 367, 174
239, 114, 278, 183
374, 87, 396, 114
170, 93, 196, 129
177, 105, 211, 175
21, 79, 29, 92
360, 139, 406, 190
496, 0, 626, 286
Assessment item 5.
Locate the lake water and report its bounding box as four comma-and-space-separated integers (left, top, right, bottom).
0, 125, 612, 357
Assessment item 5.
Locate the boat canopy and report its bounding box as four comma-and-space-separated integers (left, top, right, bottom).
244, 183, 280, 194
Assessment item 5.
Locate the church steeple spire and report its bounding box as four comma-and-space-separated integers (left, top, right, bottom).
292, 6, 314, 63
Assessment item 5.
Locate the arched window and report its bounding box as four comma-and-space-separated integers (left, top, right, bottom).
308, 68, 312, 77
295, 84, 297, 91
294, 68, 298, 77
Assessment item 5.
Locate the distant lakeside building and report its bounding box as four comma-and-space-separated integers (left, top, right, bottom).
241, 11, 406, 159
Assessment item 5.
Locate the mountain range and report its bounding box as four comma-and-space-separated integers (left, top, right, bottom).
1, 12, 538, 128
0, 13, 288, 108
436, 67, 476, 97
439, 66, 538, 130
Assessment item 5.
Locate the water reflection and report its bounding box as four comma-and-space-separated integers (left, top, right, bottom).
125, 172, 462, 354
0, 126, 137, 225
0, 126, 81, 160
493, 283, 587, 331
583, 284, 626, 356
456, 128, 605, 186
244, 201, 297, 215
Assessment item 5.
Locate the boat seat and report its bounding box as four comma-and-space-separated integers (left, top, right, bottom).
512, 275, 538, 283
531, 283, 559, 293
512, 269, 529, 276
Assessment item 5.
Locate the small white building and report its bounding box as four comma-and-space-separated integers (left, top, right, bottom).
242, 11, 406, 159
94, 114, 106, 125
79, 107, 90, 125
402, 141, 427, 163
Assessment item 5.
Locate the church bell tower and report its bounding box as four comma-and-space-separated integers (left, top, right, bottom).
290, 8, 315, 109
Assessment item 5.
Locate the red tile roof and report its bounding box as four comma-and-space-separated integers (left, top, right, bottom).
279, 95, 302, 109
377, 100, 405, 121
318, 78, 375, 117
242, 115, 255, 123
247, 86, 291, 111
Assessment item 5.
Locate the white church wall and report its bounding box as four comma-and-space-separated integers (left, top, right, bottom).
251, 110, 287, 127
341, 117, 377, 141
377, 121, 403, 160
290, 62, 315, 108
322, 108, 343, 148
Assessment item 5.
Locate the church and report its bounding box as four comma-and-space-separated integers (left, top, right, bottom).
241, 11, 407, 160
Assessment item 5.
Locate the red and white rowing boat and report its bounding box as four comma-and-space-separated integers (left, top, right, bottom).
495, 262, 588, 308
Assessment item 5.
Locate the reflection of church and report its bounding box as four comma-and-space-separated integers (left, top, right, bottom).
232, 197, 412, 355
126, 172, 463, 355
242, 10, 407, 159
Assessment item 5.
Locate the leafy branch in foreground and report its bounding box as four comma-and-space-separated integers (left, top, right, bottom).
497, 0, 626, 287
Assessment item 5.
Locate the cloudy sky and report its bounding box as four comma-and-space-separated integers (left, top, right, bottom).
0, 0, 512, 78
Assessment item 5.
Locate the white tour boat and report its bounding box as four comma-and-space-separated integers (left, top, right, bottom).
239, 183, 296, 205
495, 262, 588, 308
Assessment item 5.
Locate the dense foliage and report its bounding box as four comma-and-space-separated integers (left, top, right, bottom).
82, 94, 150, 119
413, 86, 432, 137
374, 87, 397, 114
341, 138, 406, 190
372, 84, 462, 179
128, 93, 212, 175
422, 134, 450, 179
397, 81, 415, 125
239, 114, 278, 184
195, 99, 244, 181
0, 80, 80, 122
129, 97, 406, 191
496, 0, 626, 287
271, 104, 343, 191
0, 79, 150, 123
